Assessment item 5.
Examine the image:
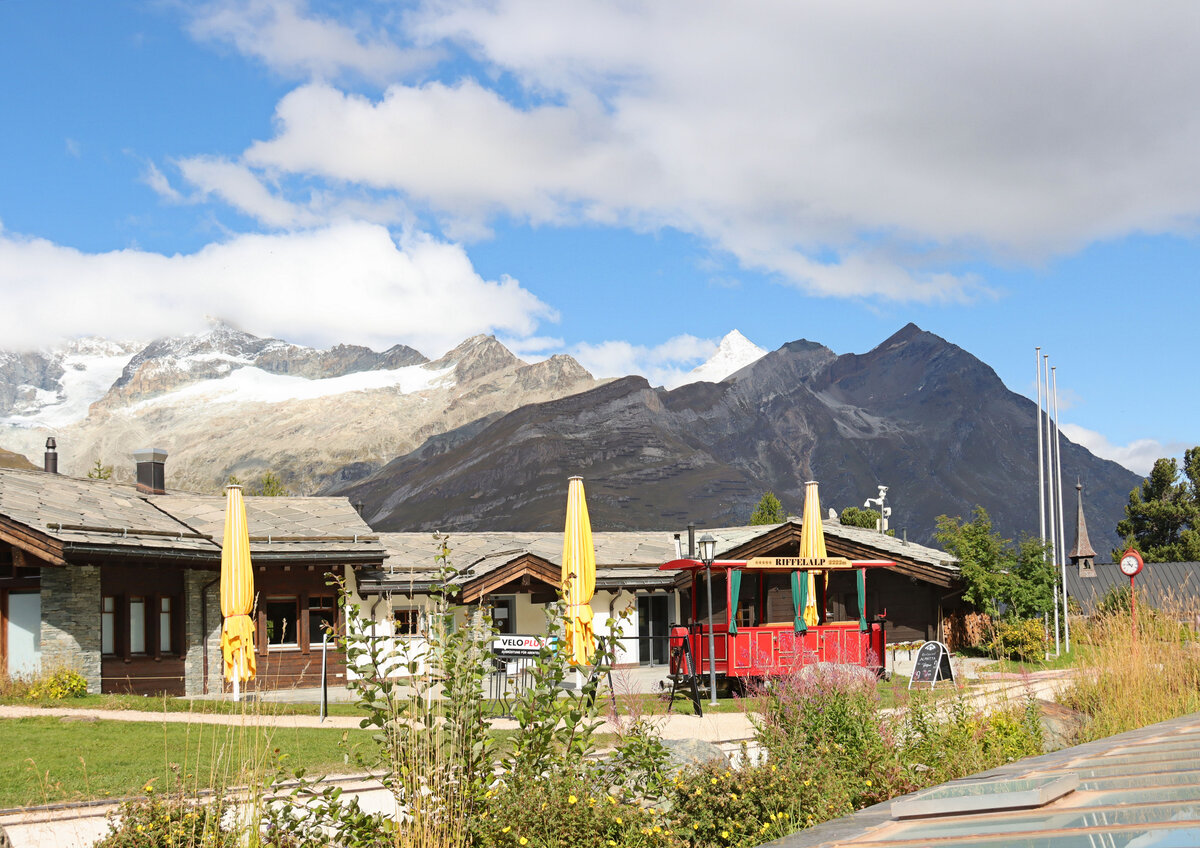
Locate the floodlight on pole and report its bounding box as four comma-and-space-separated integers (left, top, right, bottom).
698, 533, 719, 707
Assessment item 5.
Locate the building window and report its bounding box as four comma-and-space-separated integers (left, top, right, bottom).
265, 596, 299, 647
129, 597, 146, 654
308, 595, 336, 646
159, 597, 173, 653
102, 596, 116, 654
394, 608, 420, 636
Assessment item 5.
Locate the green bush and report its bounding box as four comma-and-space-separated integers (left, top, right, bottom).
988, 618, 1046, 662
27, 668, 88, 699
94, 784, 237, 848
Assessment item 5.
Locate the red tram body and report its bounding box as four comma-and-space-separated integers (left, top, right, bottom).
661, 557, 892, 682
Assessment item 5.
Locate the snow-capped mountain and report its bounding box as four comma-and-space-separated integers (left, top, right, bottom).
0, 325, 597, 493
679, 330, 767, 385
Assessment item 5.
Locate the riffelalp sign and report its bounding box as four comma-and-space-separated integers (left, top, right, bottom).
746, 556, 854, 570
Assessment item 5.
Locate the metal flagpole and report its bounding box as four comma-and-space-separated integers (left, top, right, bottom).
1044, 354, 1059, 655
1053, 366, 1070, 653
1037, 347, 1057, 655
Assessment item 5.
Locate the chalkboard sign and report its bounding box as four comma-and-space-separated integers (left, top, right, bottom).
908, 640, 954, 689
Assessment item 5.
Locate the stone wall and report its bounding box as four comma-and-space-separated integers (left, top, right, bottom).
183, 569, 223, 696
39, 565, 101, 692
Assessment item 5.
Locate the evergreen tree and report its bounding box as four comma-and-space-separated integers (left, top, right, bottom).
86, 459, 113, 480
749, 492, 785, 525
252, 471, 290, 497
1115, 447, 1200, 562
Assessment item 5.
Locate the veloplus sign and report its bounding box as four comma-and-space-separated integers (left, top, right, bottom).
492, 634, 549, 659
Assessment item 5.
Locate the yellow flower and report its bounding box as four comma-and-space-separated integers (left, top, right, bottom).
769, 813, 777, 821
616, 817, 623, 824
721, 831, 730, 839
568, 794, 578, 804
143, 783, 154, 793
519, 839, 528, 846
502, 826, 511, 834
607, 795, 617, 805
865, 780, 873, 787
710, 778, 718, 785
730, 793, 738, 800
803, 779, 811, 786
653, 826, 661, 833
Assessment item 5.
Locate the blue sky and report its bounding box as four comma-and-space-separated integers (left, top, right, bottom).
0, 1, 1196, 475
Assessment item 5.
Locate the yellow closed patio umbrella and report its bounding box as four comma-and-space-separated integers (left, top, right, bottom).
220, 484, 256, 699
798, 480, 826, 628
561, 476, 597, 666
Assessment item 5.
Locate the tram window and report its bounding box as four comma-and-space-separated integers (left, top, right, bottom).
694, 572, 727, 625
735, 574, 760, 628
763, 573, 793, 624
825, 572, 860, 622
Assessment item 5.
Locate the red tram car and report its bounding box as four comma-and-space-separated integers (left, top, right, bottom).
660, 555, 892, 685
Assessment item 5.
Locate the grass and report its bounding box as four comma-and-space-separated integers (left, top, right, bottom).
0, 692, 367, 717
0, 716, 377, 810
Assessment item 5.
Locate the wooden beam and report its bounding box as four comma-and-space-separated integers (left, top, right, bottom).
461, 555, 561, 603
0, 518, 66, 566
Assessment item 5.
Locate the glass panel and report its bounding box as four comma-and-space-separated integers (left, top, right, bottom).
1074, 786, 1200, 806
265, 597, 299, 646
393, 609, 419, 636
308, 596, 335, 644
101, 596, 115, 654
1083, 771, 1200, 791
159, 597, 172, 653
881, 804, 1200, 843
872, 825, 1200, 848
129, 598, 146, 654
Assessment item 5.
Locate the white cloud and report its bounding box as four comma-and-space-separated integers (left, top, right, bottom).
571, 335, 717, 388
0, 222, 555, 355
176, 156, 321, 228
143, 162, 183, 202
187, 0, 434, 83
1060, 423, 1188, 477
180, 1, 1200, 301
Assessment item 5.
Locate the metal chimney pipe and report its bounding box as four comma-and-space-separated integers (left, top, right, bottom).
43, 437, 58, 474
687, 523, 695, 558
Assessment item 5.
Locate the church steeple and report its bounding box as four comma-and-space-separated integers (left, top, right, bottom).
1069, 482, 1097, 577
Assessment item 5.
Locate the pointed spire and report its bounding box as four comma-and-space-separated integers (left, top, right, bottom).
1069, 482, 1097, 561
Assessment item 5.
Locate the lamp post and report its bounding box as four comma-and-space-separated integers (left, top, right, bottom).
698, 533, 719, 707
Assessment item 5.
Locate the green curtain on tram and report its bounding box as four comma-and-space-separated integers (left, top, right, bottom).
728, 569, 741, 634
857, 568, 868, 632
792, 570, 806, 634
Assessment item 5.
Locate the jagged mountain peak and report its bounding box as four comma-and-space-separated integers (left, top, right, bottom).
429, 335, 524, 382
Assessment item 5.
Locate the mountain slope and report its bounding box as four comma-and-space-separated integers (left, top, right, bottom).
334, 325, 1140, 553
0, 328, 599, 494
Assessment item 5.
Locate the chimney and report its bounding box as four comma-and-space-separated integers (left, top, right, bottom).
43, 437, 58, 474
133, 448, 168, 495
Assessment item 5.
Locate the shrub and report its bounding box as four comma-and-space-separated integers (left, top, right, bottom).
988, 618, 1046, 662
27, 667, 88, 699
94, 784, 237, 848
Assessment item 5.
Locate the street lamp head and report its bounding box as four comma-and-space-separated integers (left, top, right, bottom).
697, 533, 717, 566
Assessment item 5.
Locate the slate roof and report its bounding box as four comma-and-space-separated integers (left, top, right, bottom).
0, 467, 217, 554
1067, 560, 1200, 614
360, 522, 956, 594
0, 467, 384, 565
166, 496, 383, 560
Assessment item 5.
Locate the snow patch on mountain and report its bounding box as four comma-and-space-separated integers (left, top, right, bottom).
676, 330, 766, 386
128, 362, 456, 410
2, 339, 141, 428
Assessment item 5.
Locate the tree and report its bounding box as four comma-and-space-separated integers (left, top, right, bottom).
840, 506, 881, 530
935, 506, 1055, 620
1115, 447, 1200, 562
86, 459, 113, 480
252, 471, 290, 497
749, 492, 785, 525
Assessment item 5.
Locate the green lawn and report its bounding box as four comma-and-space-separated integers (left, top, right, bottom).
0, 717, 376, 809
0, 692, 367, 718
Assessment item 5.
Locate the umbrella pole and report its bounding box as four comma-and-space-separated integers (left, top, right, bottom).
232, 653, 241, 702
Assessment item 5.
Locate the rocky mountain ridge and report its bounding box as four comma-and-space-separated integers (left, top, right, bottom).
333, 324, 1141, 554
